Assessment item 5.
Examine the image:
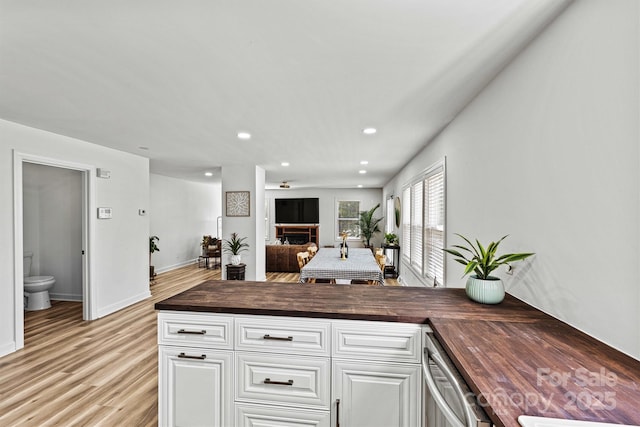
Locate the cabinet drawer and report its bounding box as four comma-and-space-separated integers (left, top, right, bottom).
235, 403, 330, 427
235, 316, 330, 356
158, 312, 233, 349
235, 352, 330, 409
332, 320, 423, 363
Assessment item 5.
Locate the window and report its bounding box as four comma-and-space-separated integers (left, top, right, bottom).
411, 180, 423, 271
336, 200, 360, 239
402, 187, 411, 259
424, 165, 445, 284
401, 159, 445, 285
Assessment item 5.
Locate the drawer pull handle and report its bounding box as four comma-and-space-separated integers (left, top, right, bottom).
178, 352, 207, 360
264, 378, 294, 386
177, 329, 207, 335
263, 334, 293, 341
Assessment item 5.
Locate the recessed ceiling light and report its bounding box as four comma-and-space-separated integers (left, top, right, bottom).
357, 184, 363, 188
237, 132, 251, 140
281, 162, 290, 167
360, 160, 369, 165
362, 128, 377, 135
204, 172, 213, 177
359, 170, 367, 174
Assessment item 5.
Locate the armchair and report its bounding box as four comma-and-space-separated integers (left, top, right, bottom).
202, 235, 222, 269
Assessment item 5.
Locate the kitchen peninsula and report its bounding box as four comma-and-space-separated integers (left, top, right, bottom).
156, 281, 640, 427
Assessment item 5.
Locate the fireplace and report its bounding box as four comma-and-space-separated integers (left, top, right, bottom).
284, 234, 308, 245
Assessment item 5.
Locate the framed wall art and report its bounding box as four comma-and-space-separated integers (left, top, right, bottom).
226, 191, 250, 217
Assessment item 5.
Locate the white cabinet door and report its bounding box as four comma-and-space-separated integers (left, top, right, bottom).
333, 360, 421, 427
159, 346, 233, 427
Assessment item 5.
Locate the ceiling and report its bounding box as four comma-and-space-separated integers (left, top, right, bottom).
0, 0, 570, 189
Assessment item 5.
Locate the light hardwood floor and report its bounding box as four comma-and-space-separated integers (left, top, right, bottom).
0, 264, 395, 426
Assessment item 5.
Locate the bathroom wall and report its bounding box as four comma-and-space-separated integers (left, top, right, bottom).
0, 118, 150, 357
23, 163, 83, 301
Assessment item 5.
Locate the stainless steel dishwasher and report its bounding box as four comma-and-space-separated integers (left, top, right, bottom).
423, 329, 492, 427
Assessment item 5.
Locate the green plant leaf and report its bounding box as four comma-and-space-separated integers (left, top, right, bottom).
443, 234, 534, 279
463, 260, 478, 276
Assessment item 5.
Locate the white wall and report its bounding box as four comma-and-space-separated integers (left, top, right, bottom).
221, 165, 266, 281
149, 173, 221, 273
23, 163, 83, 301
0, 119, 150, 357
384, 0, 640, 357
266, 188, 384, 248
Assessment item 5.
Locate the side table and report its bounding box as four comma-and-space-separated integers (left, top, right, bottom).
382, 245, 400, 278
198, 255, 211, 269
226, 263, 246, 280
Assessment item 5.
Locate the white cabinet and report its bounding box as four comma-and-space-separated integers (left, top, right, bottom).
159, 345, 233, 427
331, 320, 423, 427
158, 312, 424, 427
333, 360, 421, 427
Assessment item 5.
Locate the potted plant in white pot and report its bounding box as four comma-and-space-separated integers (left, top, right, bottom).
223, 232, 249, 265
443, 234, 534, 304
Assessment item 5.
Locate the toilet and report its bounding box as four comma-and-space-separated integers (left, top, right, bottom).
23, 251, 55, 311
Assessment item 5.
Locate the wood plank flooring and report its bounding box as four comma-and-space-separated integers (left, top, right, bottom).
0, 264, 394, 426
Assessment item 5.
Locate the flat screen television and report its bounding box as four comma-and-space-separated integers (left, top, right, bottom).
275, 198, 319, 224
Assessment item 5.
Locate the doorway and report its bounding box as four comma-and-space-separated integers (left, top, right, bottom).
12, 151, 96, 351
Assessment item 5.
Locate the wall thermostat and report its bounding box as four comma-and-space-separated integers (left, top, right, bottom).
97, 207, 113, 219
96, 168, 111, 179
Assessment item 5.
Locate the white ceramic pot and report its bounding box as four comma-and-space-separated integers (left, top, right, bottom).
230, 254, 242, 265
465, 275, 505, 304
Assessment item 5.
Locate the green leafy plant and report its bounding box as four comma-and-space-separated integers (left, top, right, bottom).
443, 234, 534, 279
358, 203, 384, 247
149, 236, 160, 279
223, 232, 250, 255
150, 236, 160, 253
384, 233, 398, 245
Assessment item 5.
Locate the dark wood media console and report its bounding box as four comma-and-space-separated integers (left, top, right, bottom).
274, 225, 319, 245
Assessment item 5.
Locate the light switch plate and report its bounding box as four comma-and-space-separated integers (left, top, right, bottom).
97, 207, 112, 219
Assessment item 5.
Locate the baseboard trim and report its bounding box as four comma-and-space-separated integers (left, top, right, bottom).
0, 341, 17, 358
50, 293, 82, 302
155, 259, 197, 274
96, 290, 151, 319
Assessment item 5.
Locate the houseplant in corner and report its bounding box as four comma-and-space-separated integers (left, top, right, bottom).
358, 203, 383, 250
149, 235, 160, 279
443, 234, 534, 304
223, 232, 249, 265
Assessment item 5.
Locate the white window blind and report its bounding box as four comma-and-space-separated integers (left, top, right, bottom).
399, 158, 446, 285
410, 181, 423, 271
424, 166, 445, 285
402, 187, 411, 261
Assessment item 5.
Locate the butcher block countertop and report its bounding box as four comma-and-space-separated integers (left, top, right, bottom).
156, 280, 640, 427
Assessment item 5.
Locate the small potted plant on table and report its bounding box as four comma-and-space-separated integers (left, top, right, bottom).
223, 232, 249, 265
